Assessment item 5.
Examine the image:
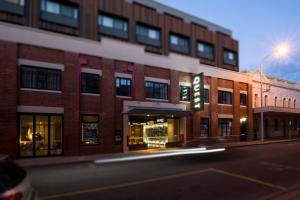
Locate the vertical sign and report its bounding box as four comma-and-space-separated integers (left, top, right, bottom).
192, 73, 204, 111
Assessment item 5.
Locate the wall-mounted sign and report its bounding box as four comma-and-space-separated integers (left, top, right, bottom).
192, 73, 204, 111
180, 86, 190, 101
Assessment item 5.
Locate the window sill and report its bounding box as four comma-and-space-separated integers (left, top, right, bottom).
40, 12, 79, 28
146, 98, 169, 102
180, 101, 191, 104
116, 96, 132, 99
81, 93, 100, 97
20, 88, 62, 93
218, 104, 232, 106
240, 105, 247, 108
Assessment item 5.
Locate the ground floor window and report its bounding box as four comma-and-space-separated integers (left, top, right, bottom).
200, 118, 209, 137
218, 118, 232, 137
81, 115, 100, 145
19, 114, 63, 157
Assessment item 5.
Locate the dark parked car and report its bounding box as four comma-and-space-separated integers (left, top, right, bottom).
0, 155, 36, 200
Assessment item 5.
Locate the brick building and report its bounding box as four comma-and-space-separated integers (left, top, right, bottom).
0, 0, 253, 158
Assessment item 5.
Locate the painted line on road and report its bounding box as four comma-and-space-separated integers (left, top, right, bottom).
39, 168, 211, 200
210, 168, 287, 191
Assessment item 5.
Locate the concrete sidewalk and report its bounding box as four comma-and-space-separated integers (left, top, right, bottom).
16, 138, 300, 168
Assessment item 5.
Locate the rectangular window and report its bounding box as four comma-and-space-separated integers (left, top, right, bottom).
200, 118, 209, 137
40, 0, 79, 28
218, 118, 232, 137
21, 65, 61, 91
224, 50, 238, 66
81, 73, 100, 94
204, 89, 209, 103
197, 42, 214, 60
98, 14, 128, 39
240, 93, 247, 106
218, 91, 232, 105
116, 77, 131, 97
145, 81, 168, 100
0, 0, 25, 15
169, 34, 189, 54
81, 115, 100, 145
180, 86, 190, 101
136, 24, 161, 47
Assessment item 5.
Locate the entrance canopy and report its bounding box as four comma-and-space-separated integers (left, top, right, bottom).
124, 108, 192, 118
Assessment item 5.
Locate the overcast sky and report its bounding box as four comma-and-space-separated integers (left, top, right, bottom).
156, 0, 300, 82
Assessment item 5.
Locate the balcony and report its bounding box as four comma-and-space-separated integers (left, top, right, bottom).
253, 106, 300, 114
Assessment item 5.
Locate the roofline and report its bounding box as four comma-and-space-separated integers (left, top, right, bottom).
126, 0, 232, 36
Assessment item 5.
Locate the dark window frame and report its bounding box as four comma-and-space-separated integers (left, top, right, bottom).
81, 72, 100, 94
116, 77, 132, 97
169, 33, 190, 54
0, 0, 25, 15
240, 93, 247, 106
145, 81, 168, 100
197, 41, 215, 61
20, 65, 62, 91
204, 89, 209, 103
136, 23, 161, 47
218, 90, 233, 105
81, 115, 100, 145
223, 49, 238, 66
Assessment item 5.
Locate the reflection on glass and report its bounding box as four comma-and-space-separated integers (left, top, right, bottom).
19, 115, 33, 157
35, 116, 48, 156
50, 116, 62, 155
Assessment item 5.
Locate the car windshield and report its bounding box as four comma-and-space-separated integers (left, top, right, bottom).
0, 158, 26, 193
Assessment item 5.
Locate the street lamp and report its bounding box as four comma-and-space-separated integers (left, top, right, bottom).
259, 42, 290, 142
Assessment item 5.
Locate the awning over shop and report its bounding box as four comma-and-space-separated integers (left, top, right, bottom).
123, 108, 192, 117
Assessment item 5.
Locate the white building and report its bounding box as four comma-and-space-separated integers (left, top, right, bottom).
250, 70, 300, 139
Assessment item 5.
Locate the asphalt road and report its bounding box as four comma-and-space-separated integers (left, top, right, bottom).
27, 141, 300, 200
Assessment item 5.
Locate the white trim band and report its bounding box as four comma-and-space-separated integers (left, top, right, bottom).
17, 106, 64, 114
18, 59, 64, 71
218, 87, 233, 92
145, 77, 170, 84
81, 68, 102, 76
218, 114, 233, 119
115, 73, 132, 79
179, 82, 191, 87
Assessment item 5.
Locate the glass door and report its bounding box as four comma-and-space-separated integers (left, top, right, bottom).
19, 115, 34, 157
35, 115, 49, 156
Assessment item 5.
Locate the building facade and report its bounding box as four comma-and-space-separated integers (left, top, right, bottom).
0, 0, 253, 159
251, 70, 300, 139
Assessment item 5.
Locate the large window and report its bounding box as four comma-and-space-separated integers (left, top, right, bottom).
145, 81, 168, 100
0, 0, 25, 15
180, 86, 190, 101
40, 0, 79, 28
81, 115, 100, 145
116, 77, 131, 97
136, 24, 161, 47
197, 42, 214, 60
218, 91, 232, 105
240, 93, 247, 106
81, 73, 100, 94
169, 34, 189, 54
19, 114, 63, 157
204, 89, 209, 103
21, 65, 61, 91
224, 50, 238, 66
98, 14, 128, 39
218, 118, 232, 137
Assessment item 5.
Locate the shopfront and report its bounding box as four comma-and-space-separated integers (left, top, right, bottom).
18, 113, 63, 157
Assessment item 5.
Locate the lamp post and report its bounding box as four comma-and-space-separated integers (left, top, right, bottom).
259, 43, 290, 142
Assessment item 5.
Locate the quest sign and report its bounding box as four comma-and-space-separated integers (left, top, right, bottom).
192, 73, 204, 111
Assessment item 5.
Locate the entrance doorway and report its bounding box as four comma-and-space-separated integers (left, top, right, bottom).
18, 114, 63, 157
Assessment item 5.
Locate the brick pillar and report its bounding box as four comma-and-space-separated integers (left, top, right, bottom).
170, 70, 179, 103
134, 64, 145, 101
247, 83, 254, 140
232, 81, 240, 138
210, 77, 218, 137
101, 58, 116, 152
63, 52, 80, 156
0, 41, 18, 158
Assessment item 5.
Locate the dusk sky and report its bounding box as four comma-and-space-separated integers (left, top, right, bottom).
157, 0, 300, 82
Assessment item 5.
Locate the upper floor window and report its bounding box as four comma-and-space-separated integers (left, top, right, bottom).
0, 0, 25, 15
218, 91, 232, 105
21, 65, 61, 91
294, 99, 297, 108
116, 77, 131, 97
40, 0, 79, 28
204, 89, 209, 103
81, 73, 100, 94
240, 93, 247, 106
169, 34, 189, 54
197, 42, 214, 60
288, 98, 291, 108
274, 96, 278, 107
98, 14, 128, 39
254, 94, 259, 107
264, 95, 268, 106
224, 50, 237, 66
283, 98, 286, 107
136, 24, 161, 47
180, 85, 190, 101
145, 81, 168, 100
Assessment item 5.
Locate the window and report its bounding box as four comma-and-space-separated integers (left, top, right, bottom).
254, 94, 259, 107
294, 99, 297, 108
116, 77, 131, 97
218, 91, 232, 105
200, 118, 209, 137
274, 119, 279, 131
240, 93, 247, 106
224, 50, 237, 66
197, 42, 214, 60
21, 65, 61, 91
0, 0, 25, 15
40, 0, 79, 28
275, 97, 278, 107
81, 115, 100, 145
136, 24, 161, 47
218, 119, 232, 137
98, 14, 128, 39
145, 81, 168, 100
180, 86, 190, 101
264, 95, 268, 106
81, 73, 100, 94
283, 98, 286, 107
288, 98, 291, 108
204, 89, 209, 103
169, 34, 189, 54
